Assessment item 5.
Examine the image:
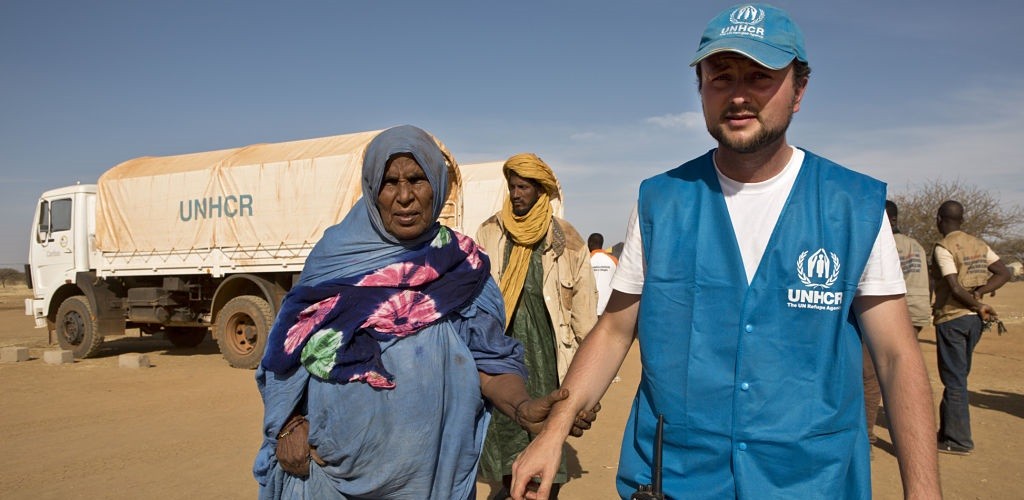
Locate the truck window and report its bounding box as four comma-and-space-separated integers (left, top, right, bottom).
50, 198, 72, 232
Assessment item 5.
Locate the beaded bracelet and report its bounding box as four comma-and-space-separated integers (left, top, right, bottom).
513, 399, 530, 428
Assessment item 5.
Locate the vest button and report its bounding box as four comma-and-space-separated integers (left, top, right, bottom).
740, 382, 750, 391
744, 324, 753, 333
738, 442, 748, 451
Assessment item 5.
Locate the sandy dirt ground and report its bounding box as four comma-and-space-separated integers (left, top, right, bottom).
1, 283, 1022, 499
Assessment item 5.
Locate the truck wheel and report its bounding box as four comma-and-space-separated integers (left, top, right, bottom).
56, 296, 104, 359
215, 295, 273, 369
165, 327, 208, 348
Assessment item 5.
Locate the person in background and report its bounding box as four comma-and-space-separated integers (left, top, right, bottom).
863, 200, 932, 448
476, 153, 598, 499
888, 200, 932, 334
510, 4, 940, 499
588, 232, 619, 316
253, 125, 594, 500
932, 199, 1010, 455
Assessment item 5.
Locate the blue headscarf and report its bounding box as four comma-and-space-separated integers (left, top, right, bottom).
260, 125, 499, 388
298, 124, 451, 284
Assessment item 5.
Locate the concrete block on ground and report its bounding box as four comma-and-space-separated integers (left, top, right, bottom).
43, 350, 74, 365
1, 347, 29, 363
118, 353, 151, 369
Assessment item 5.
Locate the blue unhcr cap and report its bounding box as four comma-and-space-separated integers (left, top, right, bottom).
689, 4, 807, 70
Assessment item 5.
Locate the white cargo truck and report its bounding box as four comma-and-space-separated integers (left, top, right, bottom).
24, 129, 530, 369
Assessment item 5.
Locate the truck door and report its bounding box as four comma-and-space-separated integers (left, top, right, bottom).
29, 196, 76, 302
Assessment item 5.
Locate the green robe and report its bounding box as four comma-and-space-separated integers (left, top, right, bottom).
479, 242, 567, 483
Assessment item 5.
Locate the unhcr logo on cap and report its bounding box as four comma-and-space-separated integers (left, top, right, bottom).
722, 5, 766, 39
730, 5, 765, 25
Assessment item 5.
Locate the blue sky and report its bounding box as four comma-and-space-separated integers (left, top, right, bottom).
2, 1, 1022, 268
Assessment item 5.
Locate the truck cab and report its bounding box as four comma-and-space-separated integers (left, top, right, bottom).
26, 184, 96, 331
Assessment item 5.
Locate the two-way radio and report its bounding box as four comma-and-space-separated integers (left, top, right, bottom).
629, 413, 665, 499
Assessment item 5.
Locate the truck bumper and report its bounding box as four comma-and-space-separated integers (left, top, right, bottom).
25, 298, 47, 329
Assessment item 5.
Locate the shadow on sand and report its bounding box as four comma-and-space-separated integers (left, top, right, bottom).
48, 331, 222, 362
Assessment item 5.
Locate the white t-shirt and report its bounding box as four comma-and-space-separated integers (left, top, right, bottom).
590, 251, 618, 315
611, 147, 906, 297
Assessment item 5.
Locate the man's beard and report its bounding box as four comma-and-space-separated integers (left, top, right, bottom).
708, 105, 793, 154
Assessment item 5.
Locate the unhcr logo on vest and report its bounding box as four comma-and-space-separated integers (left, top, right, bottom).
787, 248, 843, 311
723, 5, 766, 39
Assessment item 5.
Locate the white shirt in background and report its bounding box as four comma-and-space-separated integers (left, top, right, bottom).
590, 250, 618, 315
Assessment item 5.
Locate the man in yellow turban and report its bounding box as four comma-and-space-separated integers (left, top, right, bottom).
476, 153, 597, 499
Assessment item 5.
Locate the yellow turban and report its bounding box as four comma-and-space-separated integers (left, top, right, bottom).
502, 153, 561, 201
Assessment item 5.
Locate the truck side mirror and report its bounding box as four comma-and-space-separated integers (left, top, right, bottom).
36, 200, 51, 243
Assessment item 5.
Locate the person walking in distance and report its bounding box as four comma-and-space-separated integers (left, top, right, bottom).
863, 200, 933, 447
932, 199, 1010, 455
886, 200, 932, 335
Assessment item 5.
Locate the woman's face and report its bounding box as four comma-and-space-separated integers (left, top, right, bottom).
376, 154, 435, 241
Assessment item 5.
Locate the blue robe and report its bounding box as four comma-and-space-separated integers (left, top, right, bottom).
255, 280, 523, 499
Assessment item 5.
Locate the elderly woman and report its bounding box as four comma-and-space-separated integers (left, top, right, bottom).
253, 125, 583, 499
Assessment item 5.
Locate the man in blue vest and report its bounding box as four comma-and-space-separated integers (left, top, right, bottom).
510, 4, 940, 499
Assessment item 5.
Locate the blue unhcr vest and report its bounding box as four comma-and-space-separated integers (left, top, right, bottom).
618, 150, 885, 499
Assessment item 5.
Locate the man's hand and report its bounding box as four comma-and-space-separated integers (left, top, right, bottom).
511, 431, 566, 500
977, 303, 998, 322
973, 288, 1000, 300
515, 388, 601, 436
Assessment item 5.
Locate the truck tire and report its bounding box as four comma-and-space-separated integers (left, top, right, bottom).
56, 295, 104, 359
165, 327, 208, 348
215, 295, 273, 369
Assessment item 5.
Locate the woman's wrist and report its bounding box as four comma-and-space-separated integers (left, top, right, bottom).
512, 398, 530, 428
277, 413, 307, 439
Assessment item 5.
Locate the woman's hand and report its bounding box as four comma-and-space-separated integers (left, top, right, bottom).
515, 388, 601, 436
569, 401, 601, 437
275, 414, 312, 477
479, 373, 599, 436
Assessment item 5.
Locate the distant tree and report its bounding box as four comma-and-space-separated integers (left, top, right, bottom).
0, 268, 25, 288
996, 237, 1024, 266
889, 179, 1024, 261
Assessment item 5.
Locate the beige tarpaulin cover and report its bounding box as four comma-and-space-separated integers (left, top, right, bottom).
95, 130, 462, 254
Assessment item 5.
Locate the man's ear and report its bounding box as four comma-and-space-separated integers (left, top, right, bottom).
792, 77, 809, 114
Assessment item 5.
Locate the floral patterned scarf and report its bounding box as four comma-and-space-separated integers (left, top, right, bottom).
262, 226, 489, 388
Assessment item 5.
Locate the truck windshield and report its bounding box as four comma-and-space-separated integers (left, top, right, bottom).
50, 198, 72, 231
